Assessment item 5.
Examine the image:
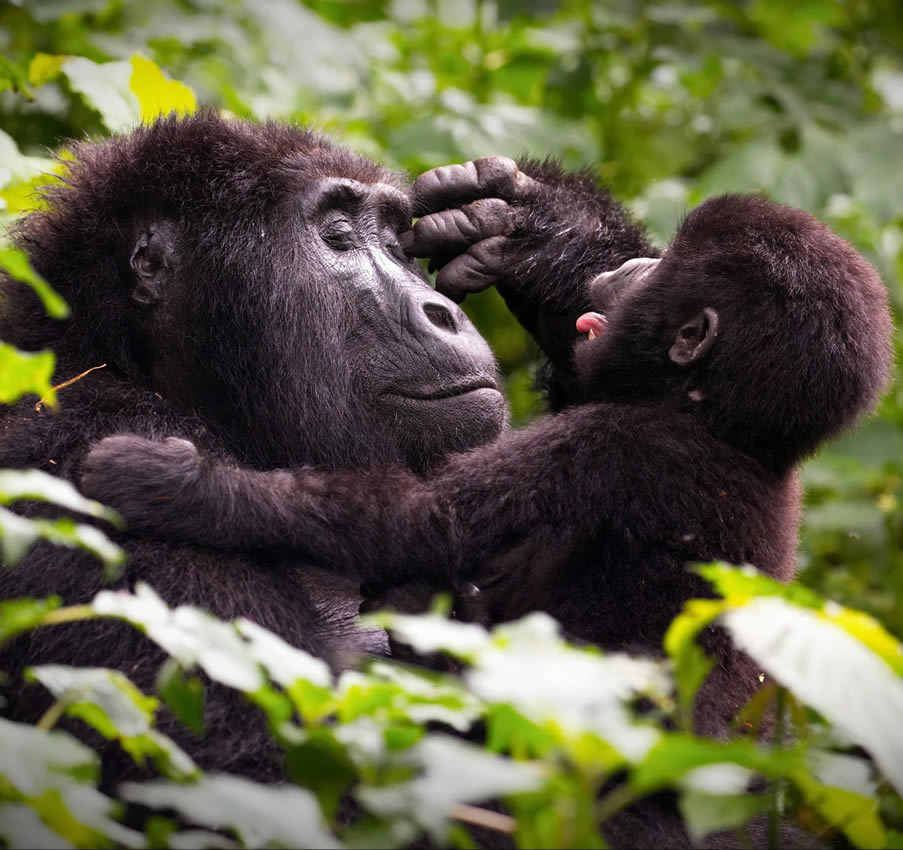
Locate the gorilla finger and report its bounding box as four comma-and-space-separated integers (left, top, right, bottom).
401, 198, 514, 258
434, 236, 508, 302
412, 157, 535, 215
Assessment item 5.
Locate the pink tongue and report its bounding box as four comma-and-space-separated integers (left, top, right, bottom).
576, 312, 607, 334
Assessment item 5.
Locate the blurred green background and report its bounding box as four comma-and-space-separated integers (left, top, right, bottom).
2, 0, 902, 633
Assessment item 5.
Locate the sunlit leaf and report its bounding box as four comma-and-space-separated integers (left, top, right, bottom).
62, 57, 140, 133
358, 734, 542, 842
28, 53, 68, 88
0, 716, 98, 795
121, 775, 341, 849
26, 665, 197, 780
129, 55, 197, 122
92, 584, 264, 692
0, 506, 125, 573
0, 344, 56, 407
0, 596, 61, 645
722, 597, 903, 795
0, 468, 121, 525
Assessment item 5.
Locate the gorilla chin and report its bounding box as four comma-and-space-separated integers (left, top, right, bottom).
382, 385, 509, 467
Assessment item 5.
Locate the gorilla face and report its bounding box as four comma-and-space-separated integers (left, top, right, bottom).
120, 132, 506, 473
294, 174, 507, 471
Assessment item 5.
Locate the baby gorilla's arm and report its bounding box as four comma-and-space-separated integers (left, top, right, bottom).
79, 435, 458, 587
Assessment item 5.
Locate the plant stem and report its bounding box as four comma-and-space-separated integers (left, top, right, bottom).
595, 782, 639, 825
40, 604, 95, 626
36, 699, 66, 731
767, 686, 787, 850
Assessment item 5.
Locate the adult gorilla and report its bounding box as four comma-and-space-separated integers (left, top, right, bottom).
0, 113, 648, 782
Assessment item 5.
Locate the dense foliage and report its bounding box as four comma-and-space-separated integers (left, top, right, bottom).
1, 1, 903, 847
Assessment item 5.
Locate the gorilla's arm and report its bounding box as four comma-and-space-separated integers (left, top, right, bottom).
79, 405, 712, 596
405, 157, 655, 408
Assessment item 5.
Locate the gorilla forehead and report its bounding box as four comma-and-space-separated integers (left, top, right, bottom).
39, 110, 405, 232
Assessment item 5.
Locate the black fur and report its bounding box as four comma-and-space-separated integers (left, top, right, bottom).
81, 194, 892, 743
0, 112, 513, 783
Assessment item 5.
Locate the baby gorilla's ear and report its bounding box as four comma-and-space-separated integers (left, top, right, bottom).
669, 307, 719, 366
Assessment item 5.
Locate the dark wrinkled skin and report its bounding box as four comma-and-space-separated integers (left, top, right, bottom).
80, 151, 891, 848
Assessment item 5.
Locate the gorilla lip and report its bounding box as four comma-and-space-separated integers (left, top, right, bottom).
386, 378, 499, 401
576, 312, 607, 340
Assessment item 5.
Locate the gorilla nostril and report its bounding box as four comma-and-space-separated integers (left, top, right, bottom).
423, 302, 458, 333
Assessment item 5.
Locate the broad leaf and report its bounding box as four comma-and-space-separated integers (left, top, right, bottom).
129, 55, 197, 122
27, 665, 197, 780
358, 734, 542, 842
121, 775, 340, 849
0, 596, 61, 644
722, 597, 903, 795
0, 344, 55, 406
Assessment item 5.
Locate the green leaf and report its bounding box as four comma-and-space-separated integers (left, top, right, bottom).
27, 665, 198, 780
363, 608, 491, 660
0, 468, 121, 525
722, 596, 903, 795
0, 803, 72, 850
0, 506, 125, 573
357, 734, 543, 843
0, 344, 56, 407
129, 55, 197, 122
793, 770, 885, 849
0, 716, 98, 795
630, 734, 803, 795
28, 53, 68, 88
62, 57, 140, 133
92, 584, 264, 692
121, 775, 341, 849
663, 598, 723, 728
678, 790, 768, 845
466, 614, 667, 763
156, 658, 206, 735
0, 247, 69, 319
0, 596, 61, 645
0, 55, 30, 96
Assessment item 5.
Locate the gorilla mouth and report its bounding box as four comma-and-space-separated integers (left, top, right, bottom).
576, 312, 607, 340
385, 378, 500, 401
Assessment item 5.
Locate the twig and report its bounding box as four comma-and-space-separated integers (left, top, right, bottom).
35, 363, 107, 411
450, 803, 517, 834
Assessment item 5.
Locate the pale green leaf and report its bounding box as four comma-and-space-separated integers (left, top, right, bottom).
121, 775, 341, 849
0, 468, 121, 524
678, 791, 768, 845
92, 584, 264, 692
0, 506, 125, 572
722, 597, 903, 795
358, 734, 542, 842
0, 717, 98, 795
0, 803, 73, 850
27, 665, 197, 781
62, 57, 140, 133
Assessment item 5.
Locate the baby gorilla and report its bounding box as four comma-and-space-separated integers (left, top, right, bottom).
81, 194, 891, 736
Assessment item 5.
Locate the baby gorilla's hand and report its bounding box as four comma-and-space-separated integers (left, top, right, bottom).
80, 435, 203, 537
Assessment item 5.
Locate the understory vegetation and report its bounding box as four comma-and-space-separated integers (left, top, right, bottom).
2, 1, 903, 847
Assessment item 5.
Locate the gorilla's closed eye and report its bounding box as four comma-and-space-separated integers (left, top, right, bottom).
321, 218, 356, 250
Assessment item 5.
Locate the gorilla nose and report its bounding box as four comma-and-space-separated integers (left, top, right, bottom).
422, 301, 460, 333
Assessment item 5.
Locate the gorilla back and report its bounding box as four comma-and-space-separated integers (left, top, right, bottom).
0, 113, 507, 780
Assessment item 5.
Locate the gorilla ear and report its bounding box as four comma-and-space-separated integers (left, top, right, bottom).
129, 229, 170, 306
669, 307, 719, 367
